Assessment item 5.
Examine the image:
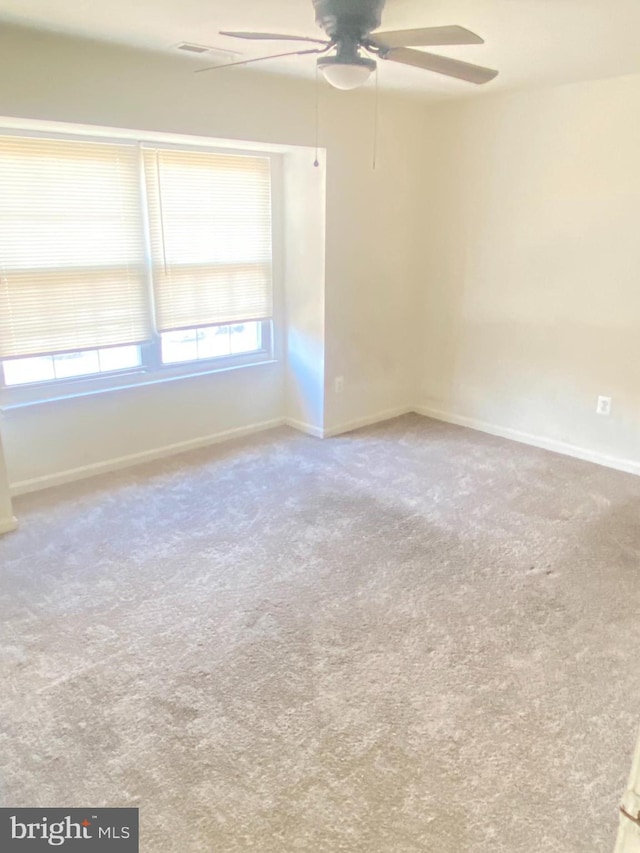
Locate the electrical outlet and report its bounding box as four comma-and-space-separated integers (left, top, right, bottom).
596, 395, 612, 416
334, 376, 344, 394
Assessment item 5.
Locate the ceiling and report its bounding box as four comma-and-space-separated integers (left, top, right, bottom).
2, 0, 640, 99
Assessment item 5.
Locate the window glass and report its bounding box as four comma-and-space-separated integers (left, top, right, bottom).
161, 322, 262, 365
2, 345, 141, 387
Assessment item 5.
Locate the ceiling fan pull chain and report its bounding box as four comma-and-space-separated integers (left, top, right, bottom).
314, 65, 320, 168
155, 150, 169, 275
372, 64, 379, 171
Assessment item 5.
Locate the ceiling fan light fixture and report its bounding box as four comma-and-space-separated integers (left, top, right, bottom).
317, 55, 376, 90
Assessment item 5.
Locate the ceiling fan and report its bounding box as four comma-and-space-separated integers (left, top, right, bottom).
197, 0, 498, 90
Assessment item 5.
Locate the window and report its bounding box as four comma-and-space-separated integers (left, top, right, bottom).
2, 345, 142, 387
144, 148, 272, 335
0, 133, 274, 397
160, 321, 263, 365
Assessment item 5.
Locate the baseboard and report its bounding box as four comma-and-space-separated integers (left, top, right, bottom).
13, 402, 638, 496
9, 406, 413, 496
285, 406, 413, 439
0, 515, 18, 535
415, 405, 640, 478
10, 417, 286, 496
284, 417, 324, 438
323, 406, 414, 439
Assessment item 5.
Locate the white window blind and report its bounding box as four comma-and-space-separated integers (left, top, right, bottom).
0, 136, 150, 359
143, 148, 273, 333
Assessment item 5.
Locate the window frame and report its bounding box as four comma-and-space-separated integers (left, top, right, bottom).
0, 129, 282, 408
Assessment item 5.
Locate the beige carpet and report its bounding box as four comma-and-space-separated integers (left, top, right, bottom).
1, 414, 639, 852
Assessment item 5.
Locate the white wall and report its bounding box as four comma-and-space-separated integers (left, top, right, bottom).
417, 73, 640, 473
3, 367, 285, 493
321, 88, 423, 433
283, 149, 326, 436
0, 430, 16, 532
0, 23, 425, 494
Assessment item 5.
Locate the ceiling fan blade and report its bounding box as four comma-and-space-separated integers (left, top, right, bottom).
195, 47, 325, 74
371, 25, 484, 49
220, 30, 328, 45
384, 47, 498, 84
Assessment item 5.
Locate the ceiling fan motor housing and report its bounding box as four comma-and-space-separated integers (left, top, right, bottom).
313, 0, 385, 39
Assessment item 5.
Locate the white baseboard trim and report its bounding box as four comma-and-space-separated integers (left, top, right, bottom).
415, 405, 640, 478
9, 406, 413, 497
285, 406, 413, 439
0, 515, 18, 535
12, 402, 638, 497
323, 406, 413, 439
284, 417, 324, 438
10, 417, 286, 496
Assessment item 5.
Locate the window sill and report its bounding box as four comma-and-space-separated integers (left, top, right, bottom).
0, 357, 277, 413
